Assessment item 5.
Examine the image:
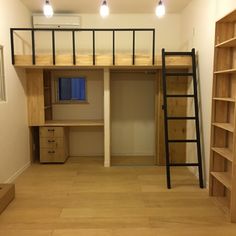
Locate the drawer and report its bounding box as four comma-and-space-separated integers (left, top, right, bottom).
40, 148, 67, 163
40, 138, 64, 149
40, 127, 64, 138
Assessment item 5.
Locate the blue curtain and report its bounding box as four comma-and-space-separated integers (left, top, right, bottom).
59, 78, 71, 100
59, 77, 86, 101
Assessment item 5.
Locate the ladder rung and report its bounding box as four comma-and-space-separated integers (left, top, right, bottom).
167, 117, 196, 120
169, 163, 199, 167
166, 72, 194, 76
166, 94, 195, 98
168, 139, 197, 143
164, 51, 193, 56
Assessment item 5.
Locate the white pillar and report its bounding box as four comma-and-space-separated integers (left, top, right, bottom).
104, 68, 110, 167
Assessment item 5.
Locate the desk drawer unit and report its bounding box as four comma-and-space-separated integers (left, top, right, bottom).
40, 127, 64, 138
40, 138, 64, 149
40, 148, 66, 163
39, 127, 68, 163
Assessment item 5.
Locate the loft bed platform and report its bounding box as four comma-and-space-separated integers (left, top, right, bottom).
14, 54, 191, 68
10, 28, 192, 69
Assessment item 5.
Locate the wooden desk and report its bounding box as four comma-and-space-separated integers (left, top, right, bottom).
39, 120, 104, 163
43, 120, 104, 127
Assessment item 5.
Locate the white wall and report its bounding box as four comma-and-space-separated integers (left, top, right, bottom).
180, 0, 236, 185
0, 0, 31, 182
111, 72, 155, 156
80, 14, 181, 52
216, 0, 236, 20
22, 13, 182, 56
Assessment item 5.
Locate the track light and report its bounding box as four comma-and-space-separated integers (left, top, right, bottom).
100, 0, 109, 18
155, 0, 165, 18
43, 0, 54, 18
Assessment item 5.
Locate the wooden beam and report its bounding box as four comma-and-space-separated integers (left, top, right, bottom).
155, 70, 161, 165
26, 69, 45, 126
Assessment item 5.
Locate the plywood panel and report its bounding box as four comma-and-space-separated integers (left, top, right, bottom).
215, 23, 235, 44
155, 71, 161, 165
158, 75, 188, 165
26, 69, 44, 126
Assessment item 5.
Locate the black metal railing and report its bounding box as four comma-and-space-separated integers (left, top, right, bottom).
10, 28, 156, 66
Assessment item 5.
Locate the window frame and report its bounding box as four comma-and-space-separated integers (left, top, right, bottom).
54, 76, 88, 104
0, 45, 6, 102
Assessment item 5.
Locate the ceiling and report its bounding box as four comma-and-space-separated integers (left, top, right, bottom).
20, 0, 192, 14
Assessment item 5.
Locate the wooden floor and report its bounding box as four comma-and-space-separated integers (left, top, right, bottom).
0, 157, 236, 236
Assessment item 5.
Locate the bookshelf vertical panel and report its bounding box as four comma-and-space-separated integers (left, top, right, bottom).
210, 10, 236, 222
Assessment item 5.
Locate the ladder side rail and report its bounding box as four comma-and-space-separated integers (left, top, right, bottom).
162, 48, 172, 189
191, 48, 204, 188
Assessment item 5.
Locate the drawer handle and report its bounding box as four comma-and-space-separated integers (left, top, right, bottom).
48, 151, 55, 154
48, 140, 55, 143
48, 129, 55, 132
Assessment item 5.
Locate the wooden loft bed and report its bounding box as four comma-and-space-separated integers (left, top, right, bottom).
10, 28, 191, 68
12, 27, 193, 167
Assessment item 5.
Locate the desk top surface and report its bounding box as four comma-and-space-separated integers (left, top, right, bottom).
42, 120, 104, 127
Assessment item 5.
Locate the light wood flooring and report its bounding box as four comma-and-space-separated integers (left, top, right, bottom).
0, 156, 236, 236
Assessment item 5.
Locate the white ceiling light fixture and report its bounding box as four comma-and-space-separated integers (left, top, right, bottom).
155, 0, 166, 18
100, 0, 109, 18
43, 0, 54, 18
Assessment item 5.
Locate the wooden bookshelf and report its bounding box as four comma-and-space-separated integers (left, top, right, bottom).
209, 9, 236, 223
211, 172, 232, 190
214, 68, 236, 74
215, 37, 236, 48
213, 97, 235, 102
212, 123, 234, 132
211, 147, 233, 162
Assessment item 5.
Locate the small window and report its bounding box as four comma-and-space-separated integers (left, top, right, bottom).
58, 77, 86, 102
0, 45, 6, 101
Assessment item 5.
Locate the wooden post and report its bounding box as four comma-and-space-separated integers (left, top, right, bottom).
104, 68, 110, 167
26, 69, 45, 126
155, 70, 161, 165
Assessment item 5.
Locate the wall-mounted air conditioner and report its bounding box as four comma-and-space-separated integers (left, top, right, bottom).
32, 14, 81, 29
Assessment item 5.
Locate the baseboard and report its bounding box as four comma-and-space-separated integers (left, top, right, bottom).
4, 162, 31, 184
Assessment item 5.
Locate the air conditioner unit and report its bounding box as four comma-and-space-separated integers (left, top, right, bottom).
32, 14, 80, 29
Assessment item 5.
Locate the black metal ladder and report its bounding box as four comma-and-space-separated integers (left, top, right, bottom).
161, 48, 204, 189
